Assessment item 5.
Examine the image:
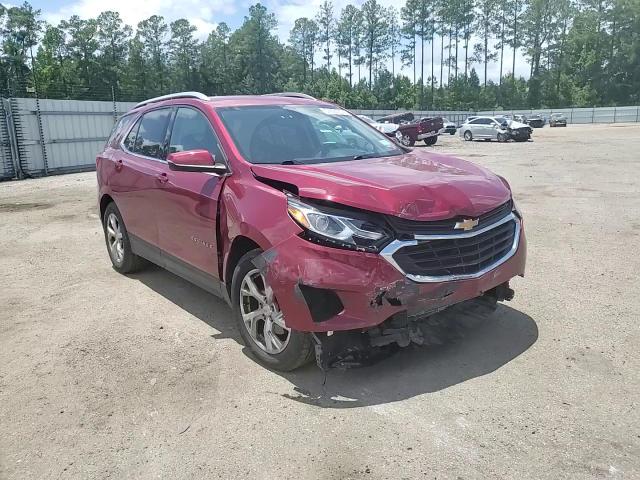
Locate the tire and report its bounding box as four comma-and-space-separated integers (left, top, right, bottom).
463, 130, 473, 141
449, 130, 456, 135
102, 202, 145, 274
231, 249, 314, 371
497, 132, 507, 142
397, 132, 415, 147
424, 136, 437, 146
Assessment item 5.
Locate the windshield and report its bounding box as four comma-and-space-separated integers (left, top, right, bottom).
358, 115, 375, 124
217, 105, 403, 165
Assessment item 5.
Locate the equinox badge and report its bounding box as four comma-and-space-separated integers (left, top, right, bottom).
454, 218, 479, 231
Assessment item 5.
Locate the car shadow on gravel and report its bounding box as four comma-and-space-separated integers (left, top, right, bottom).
134, 265, 537, 409
277, 304, 538, 408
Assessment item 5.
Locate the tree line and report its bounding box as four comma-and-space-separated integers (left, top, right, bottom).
0, 0, 638, 110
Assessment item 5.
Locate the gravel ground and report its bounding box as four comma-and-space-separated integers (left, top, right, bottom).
1, 123, 639, 479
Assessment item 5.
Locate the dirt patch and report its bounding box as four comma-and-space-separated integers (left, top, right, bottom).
0, 202, 52, 212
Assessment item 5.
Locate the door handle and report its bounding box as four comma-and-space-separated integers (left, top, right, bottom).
114, 159, 123, 172
156, 172, 169, 184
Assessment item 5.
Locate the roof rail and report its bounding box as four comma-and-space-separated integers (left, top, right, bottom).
263, 92, 317, 100
134, 91, 209, 109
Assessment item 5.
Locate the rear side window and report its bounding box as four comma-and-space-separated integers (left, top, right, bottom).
133, 108, 171, 159
169, 108, 224, 162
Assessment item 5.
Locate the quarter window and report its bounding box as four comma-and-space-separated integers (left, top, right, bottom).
108, 114, 135, 148
123, 118, 140, 151
133, 108, 171, 159
169, 108, 224, 162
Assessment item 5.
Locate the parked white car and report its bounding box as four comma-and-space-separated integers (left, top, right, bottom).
439, 118, 457, 135
458, 116, 532, 142
358, 115, 398, 136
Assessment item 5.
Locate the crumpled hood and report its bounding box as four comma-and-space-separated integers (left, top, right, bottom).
373, 122, 398, 134
251, 150, 511, 221
506, 120, 529, 129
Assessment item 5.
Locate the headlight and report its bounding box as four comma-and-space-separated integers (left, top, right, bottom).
287, 197, 391, 252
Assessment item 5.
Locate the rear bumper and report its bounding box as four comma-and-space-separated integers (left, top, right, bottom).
257, 224, 527, 333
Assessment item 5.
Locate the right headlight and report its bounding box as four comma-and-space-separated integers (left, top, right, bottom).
287, 197, 391, 252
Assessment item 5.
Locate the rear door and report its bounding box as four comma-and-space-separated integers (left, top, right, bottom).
109, 108, 172, 251
467, 118, 485, 137
156, 106, 228, 286
477, 118, 494, 137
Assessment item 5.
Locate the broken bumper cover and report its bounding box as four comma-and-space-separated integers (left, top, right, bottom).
256, 224, 527, 333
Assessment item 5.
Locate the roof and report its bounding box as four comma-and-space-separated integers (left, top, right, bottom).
131, 92, 330, 112
206, 95, 329, 108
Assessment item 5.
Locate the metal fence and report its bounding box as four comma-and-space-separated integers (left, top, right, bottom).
476, 106, 640, 124
1, 98, 639, 181
352, 109, 471, 124
0, 97, 137, 179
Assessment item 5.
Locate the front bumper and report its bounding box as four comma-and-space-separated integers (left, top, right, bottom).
417, 131, 438, 140
256, 222, 527, 333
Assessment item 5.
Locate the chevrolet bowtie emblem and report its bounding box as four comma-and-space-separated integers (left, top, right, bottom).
454, 218, 479, 231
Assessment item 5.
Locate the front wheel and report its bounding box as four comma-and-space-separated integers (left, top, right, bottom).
497, 132, 507, 142
396, 131, 415, 147
231, 249, 314, 371
463, 130, 473, 141
424, 136, 437, 146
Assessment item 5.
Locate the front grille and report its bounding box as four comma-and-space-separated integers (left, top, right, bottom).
391, 219, 517, 278
386, 200, 512, 238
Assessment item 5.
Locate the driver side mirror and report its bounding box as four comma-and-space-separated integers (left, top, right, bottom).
167, 150, 227, 174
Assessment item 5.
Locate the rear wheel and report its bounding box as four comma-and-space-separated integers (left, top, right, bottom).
102, 202, 145, 274
424, 136, 437, 146
231, 249, 314, 371
463, 130, 473, 141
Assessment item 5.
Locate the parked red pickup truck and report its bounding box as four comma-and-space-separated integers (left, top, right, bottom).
97, 92, 526, 371
377, 112, 444, 147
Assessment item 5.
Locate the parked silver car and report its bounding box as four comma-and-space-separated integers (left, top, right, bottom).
459, 116, 532, 142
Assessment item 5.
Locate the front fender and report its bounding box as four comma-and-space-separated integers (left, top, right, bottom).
220, 176, 302, 282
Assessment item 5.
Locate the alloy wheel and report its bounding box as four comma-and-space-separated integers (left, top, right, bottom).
240, 269, 291, 354
396, 131, 412, 146
106, 212, 124, 265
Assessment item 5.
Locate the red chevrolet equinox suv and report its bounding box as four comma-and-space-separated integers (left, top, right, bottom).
97, 92, 527, 371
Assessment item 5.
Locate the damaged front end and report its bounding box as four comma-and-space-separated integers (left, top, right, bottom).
244, 189, 526, 371
312, 283, 515, 370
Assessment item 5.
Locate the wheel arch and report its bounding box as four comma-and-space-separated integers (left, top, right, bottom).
99, 193, 115, 221
224, 235, 262, 295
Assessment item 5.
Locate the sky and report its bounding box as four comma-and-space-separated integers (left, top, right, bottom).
27, 0, 531, 83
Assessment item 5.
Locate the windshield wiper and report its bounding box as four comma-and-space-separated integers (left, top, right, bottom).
280, 159, 304, 165
352, 153, 380, 160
